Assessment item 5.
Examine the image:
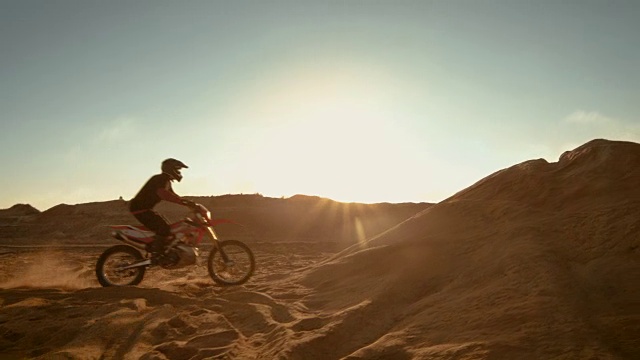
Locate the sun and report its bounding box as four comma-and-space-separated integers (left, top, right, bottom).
254, 84, 418, 202
220, 59, 423, 203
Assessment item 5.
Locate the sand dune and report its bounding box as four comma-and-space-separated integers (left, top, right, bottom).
1, 139, 639, 359
294, 139, 640, 359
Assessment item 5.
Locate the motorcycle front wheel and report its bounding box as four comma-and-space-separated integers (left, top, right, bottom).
207, 240, 255, 285
96, 245, 146, 287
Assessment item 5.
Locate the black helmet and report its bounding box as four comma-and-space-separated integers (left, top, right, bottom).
161, 158, 188, 182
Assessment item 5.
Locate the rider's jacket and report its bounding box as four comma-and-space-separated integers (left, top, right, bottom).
129, 173, 173, 212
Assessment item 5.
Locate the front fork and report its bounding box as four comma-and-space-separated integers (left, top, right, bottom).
207, 226, 231, 263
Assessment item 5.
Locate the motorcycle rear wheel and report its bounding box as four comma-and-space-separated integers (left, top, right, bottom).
96, 245, 146, 287
207, 240, 255, 285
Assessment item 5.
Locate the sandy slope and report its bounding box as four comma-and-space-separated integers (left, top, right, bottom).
292, 139, 640, 359
0, 243, 337, 359
1, 139, 639, 359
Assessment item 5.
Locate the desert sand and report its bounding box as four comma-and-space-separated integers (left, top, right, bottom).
1, 138, 639, 359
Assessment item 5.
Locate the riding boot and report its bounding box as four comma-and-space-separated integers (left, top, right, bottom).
151, 235, 168, 255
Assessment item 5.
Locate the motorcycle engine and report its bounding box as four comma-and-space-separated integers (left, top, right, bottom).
159, 245, 198, 269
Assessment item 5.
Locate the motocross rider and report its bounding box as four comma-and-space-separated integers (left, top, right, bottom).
129, 158, 196, 256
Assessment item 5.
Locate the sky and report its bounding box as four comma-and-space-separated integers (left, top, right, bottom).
1, 0, 639, 210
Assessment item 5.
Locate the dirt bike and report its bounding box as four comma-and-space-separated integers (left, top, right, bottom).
95, 203, 255, 287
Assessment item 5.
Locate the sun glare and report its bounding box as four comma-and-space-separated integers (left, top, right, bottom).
235, 63, 419, 203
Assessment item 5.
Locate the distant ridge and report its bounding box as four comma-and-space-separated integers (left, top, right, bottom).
0, 194, 432, 246
0, 203, 40, 217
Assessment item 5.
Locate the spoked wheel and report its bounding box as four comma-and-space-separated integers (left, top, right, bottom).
96, 245, 146, 287
207, 240, 255, 285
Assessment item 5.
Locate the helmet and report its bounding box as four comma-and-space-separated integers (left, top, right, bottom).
161, 158, 188, 182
